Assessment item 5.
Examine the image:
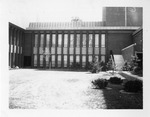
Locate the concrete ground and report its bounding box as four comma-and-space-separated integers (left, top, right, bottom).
9, 69, 123, 109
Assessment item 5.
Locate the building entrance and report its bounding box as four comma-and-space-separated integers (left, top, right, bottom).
24, 56, 31, 67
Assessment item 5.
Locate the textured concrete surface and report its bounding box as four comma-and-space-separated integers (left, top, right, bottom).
9, 69, 113, 109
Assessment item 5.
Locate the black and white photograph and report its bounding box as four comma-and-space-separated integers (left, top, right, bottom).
0, 0, 150, 117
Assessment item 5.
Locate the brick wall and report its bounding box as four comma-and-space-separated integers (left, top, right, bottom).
121, 29, 142, 63
24, 33, 32, 56
107, 32, 133, 54
133, 29, 143, 52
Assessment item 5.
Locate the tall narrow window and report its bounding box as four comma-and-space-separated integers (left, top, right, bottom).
10, 34, 13, 53
76, 34, 80, 47
17, 36, 19, 54
34, 34, 38, 54
57, 55, 61, 67
40, 55, 44, 67
70, 55, 73, 66
88, 56, 92, 62
76, 55, 80, 63
46, 36, 50, 65
101, 56, 105, 62
52, 34, 56, 47
82, 34, 86, 47
14, 36, 16, 53
58, 34, 62, 47
21, 47, 22, 54
95, 56, 99, 61
101, 34, 105, 47
101, 34, 106, 55
14, 45, 16, 53
45, 55, 49, 67
95, 34, 99, 47
35, 34, 38, 47
11, 44, 13, 53
64, 34, 68, 47
82, 55, 86, 67
64, 55, 67, 67
39, 34, 44, 54
57, 34, 62, 54
40, 34, 44, 47
101, 48, 105, 55
89, 34, 93, 47
70, 34, 74, 47
46, 34, 50, 47
34, 55, 37, 67
45, 34, 50, 54
51, 55, 55, 67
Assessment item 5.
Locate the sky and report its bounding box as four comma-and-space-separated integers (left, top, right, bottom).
0, 0, 147, 28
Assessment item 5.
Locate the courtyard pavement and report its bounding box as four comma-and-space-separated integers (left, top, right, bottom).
9, 69, 123, 109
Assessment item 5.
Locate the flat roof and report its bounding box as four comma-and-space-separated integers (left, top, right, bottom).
26, 22, 140, 30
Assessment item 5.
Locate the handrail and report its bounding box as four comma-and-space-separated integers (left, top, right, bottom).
122, 43, 136, 51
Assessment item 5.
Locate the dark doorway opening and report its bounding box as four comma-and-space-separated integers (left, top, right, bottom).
136, 52, 143, 69
24, 56, 31, 67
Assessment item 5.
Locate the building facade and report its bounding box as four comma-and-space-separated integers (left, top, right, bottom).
8, 7, 143, 69
122, 28, 143, 63
9, 23, 24, 68
25, 22, 107, 69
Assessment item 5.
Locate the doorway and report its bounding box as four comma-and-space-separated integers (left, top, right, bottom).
24, 56, 31, 67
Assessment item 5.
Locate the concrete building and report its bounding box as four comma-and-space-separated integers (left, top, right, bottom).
9, 7, 143, 69
9, 23, 24, 68
103, 7, 143, 27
